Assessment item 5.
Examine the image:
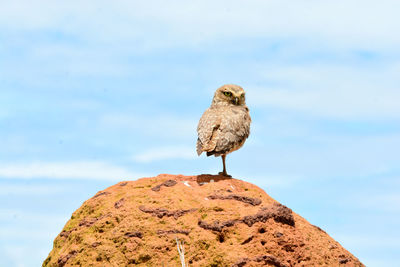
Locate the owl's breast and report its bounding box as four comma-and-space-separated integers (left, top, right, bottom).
220, 106, 251, 136
213, 106, 251, 155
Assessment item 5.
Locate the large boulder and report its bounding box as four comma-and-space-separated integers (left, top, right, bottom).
43, 174, 363, 266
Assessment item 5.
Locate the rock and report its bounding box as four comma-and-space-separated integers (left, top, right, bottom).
43, 174, 364, 266
138, 205, 197, 219
151, 179, 177, 192
208, 194, 262, 206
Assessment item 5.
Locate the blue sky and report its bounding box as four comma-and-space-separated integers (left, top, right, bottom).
1, 1, 400, 266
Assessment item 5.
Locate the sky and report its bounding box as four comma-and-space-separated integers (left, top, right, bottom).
1, 0, 400, 266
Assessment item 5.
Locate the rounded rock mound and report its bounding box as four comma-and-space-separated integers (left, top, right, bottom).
43, 174, 364, 267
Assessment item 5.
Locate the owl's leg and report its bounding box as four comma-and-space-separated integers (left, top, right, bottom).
219, 154, 232, 177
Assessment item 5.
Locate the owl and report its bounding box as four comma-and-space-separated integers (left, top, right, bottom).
197, 84, 251, 177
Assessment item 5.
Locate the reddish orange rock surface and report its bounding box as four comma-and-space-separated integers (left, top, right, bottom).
43, 174, 364, 267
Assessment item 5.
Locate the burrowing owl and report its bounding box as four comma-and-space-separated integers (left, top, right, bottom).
197, 84, 251, 177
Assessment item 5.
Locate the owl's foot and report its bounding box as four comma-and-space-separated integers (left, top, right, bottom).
218, 171, 232, 178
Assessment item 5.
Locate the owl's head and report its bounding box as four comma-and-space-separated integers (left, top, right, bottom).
212, 84, 246, 107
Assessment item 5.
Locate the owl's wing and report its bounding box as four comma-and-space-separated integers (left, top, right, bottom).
197, 108, 221, 155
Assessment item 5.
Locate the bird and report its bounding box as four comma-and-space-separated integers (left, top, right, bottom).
196, 84, 251, 177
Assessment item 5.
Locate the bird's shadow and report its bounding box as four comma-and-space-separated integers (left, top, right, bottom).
195, 174, 232, 185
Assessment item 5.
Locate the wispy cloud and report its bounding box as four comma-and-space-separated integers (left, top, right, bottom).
0, 184, 76, 196
1, 1, 400, 50
133, 145, 196, 163
0, 161, 143, 180
0, 209, 66, 235
240, 132, 400, 180
100, 113, 197, 139
248, 63, 400, 119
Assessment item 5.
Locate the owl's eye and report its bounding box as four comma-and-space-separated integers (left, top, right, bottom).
224, 91, 232, 97
241, 93, 245, 98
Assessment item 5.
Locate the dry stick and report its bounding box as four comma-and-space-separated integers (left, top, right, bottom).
176, 238, 186, 267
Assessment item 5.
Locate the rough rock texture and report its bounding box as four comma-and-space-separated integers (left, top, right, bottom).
43, 174, 364, 267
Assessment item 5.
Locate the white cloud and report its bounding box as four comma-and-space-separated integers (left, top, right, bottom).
242, 132, 400, 179
2, 1, 399, 125
247, 63, 400, 119
1, 0, 399, 50
133, 145, 196, 163
0, 184, 75, 196
0, 161, 143, 180
100, 113, 197, 139
0, 209, 66, 235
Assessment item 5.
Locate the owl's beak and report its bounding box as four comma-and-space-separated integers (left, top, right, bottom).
233, 97, 239, 105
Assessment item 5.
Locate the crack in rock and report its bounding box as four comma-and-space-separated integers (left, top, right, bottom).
59, 229, 74, 238
151, 180, 177, 192
242, 203, 295, 227
91, 242, 101, 247
340, 258, 350, 264
241, 235, 254, 245
254, 255, 289, 267
92, 191, 110, 199
198, 219, 239, 232
232, 254, 289, 267
139, 205, 197, 219
114, 198, 125, 209
208, 194, 262, 206
78, 213, 111, 227
79, 217, 98, 227
198, 203, 295, 232
57, 250, 77, 267
157, 229, 190, 235
124, 231, 143, 238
